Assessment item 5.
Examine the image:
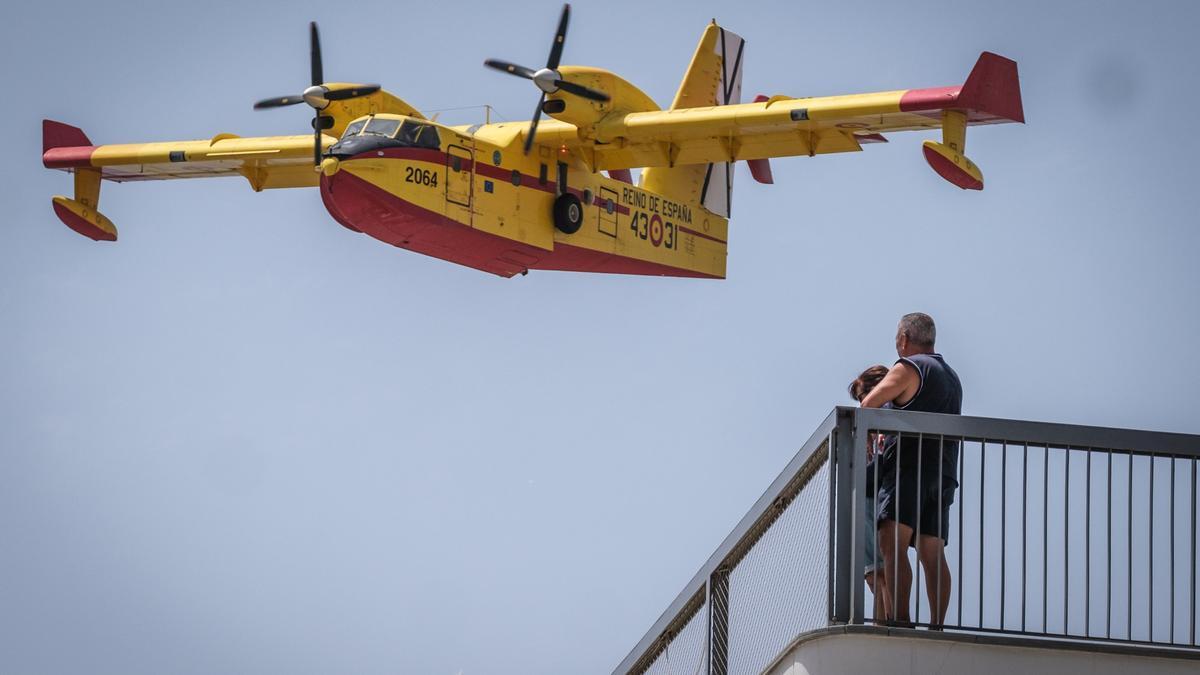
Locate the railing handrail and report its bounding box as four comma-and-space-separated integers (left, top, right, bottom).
613, 406, 1200, 674
852, 407, 1200, 457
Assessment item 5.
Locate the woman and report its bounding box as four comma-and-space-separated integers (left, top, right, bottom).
849, 365, 893, 622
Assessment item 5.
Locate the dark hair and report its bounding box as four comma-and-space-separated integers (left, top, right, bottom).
898, 312, 936, 348
848, 365, 890, 402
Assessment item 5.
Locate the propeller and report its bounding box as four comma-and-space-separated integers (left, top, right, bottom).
484, 4, 609, 153
253, 22, 382, 165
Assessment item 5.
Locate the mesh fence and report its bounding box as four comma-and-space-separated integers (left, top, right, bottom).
626, 444, 833, 675
640, 599, 708, 675
726, 460, 831, 675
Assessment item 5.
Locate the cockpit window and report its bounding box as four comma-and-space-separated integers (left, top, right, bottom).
342, 119, 367, 139
397, 120, 441, 150
363, 117, 401, 138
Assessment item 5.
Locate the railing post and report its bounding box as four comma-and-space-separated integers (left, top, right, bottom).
708, 566, 730, 675
849, 411, 867, 624
832, 408, 863, 623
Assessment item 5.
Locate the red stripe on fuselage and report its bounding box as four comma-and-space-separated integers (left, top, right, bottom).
322, 163, 546, 277
369, 147, 633, 215
678, 226, 726, 245
534, 242, 720, 278
323, 152, 711, 278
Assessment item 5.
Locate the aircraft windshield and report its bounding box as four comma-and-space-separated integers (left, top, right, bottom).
333, 117, 441, 151
396, 120, 440, 150
362, 117, 401, 138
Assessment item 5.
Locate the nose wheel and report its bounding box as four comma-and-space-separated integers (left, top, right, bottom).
553, 193, 583, 234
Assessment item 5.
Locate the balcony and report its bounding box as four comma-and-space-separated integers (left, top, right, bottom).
613, 407, 1200, 674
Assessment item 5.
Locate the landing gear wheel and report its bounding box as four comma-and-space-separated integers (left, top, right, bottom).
553, 193, 583, 234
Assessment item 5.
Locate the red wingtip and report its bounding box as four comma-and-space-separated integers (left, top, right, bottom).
43, 119, 92, 154
959, 52, 1024, 124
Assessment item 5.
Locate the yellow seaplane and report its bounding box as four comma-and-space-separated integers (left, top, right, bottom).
42, 5, 1023, 279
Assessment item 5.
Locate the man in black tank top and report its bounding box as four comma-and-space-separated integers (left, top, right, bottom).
860, 312, 963, 627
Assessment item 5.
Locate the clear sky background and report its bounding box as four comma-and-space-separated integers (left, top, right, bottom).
4, 1, 1199, 673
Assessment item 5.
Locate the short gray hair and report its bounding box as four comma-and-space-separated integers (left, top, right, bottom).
898, 312, 936, 348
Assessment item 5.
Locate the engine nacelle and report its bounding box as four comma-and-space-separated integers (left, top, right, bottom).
544, 66, 660, 131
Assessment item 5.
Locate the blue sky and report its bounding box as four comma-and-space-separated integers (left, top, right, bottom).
4, 1, 1199, 673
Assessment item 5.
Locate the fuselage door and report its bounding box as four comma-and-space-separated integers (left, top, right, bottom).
446, 145, 473, 208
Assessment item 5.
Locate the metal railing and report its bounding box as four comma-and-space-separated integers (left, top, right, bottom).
613, 407, 1200, 675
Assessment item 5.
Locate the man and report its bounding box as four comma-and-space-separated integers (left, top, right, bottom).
860, 312, 962, 627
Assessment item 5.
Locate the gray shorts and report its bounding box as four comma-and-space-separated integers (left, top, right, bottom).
863, 511, 881, 575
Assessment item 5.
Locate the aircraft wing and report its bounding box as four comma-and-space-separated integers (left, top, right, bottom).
43, 120, 328, 189
537, 52, 1023, 188
41, 86, 428, 240
42, 120, 331, 240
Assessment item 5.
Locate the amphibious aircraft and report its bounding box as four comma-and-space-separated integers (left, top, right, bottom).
42, 5, 1023, 279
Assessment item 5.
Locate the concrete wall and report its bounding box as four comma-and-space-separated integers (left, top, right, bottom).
765, 627, 1198, 675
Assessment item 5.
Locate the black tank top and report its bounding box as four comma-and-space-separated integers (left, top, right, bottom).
892, 353, 963, 485
895, 353, 962, 415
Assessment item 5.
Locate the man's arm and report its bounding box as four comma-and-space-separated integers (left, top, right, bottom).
860, 362, 920, 408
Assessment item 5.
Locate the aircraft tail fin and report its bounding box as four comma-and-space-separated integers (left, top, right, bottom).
641, 23, 745, 218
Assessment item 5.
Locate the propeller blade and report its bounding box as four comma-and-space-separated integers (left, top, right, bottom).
324, 84, 381, 101
524, 93, 546, 155
553, 79, 609, 102
546, 4, 570, 70
253, 95, 306, 109
314, 115, 322, 166
310, 21, 323, 86
484, 59, 536, 80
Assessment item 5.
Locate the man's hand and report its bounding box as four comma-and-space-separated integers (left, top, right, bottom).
860, 361, 920, 408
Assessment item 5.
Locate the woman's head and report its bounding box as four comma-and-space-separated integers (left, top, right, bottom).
848, 365, 890, 402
